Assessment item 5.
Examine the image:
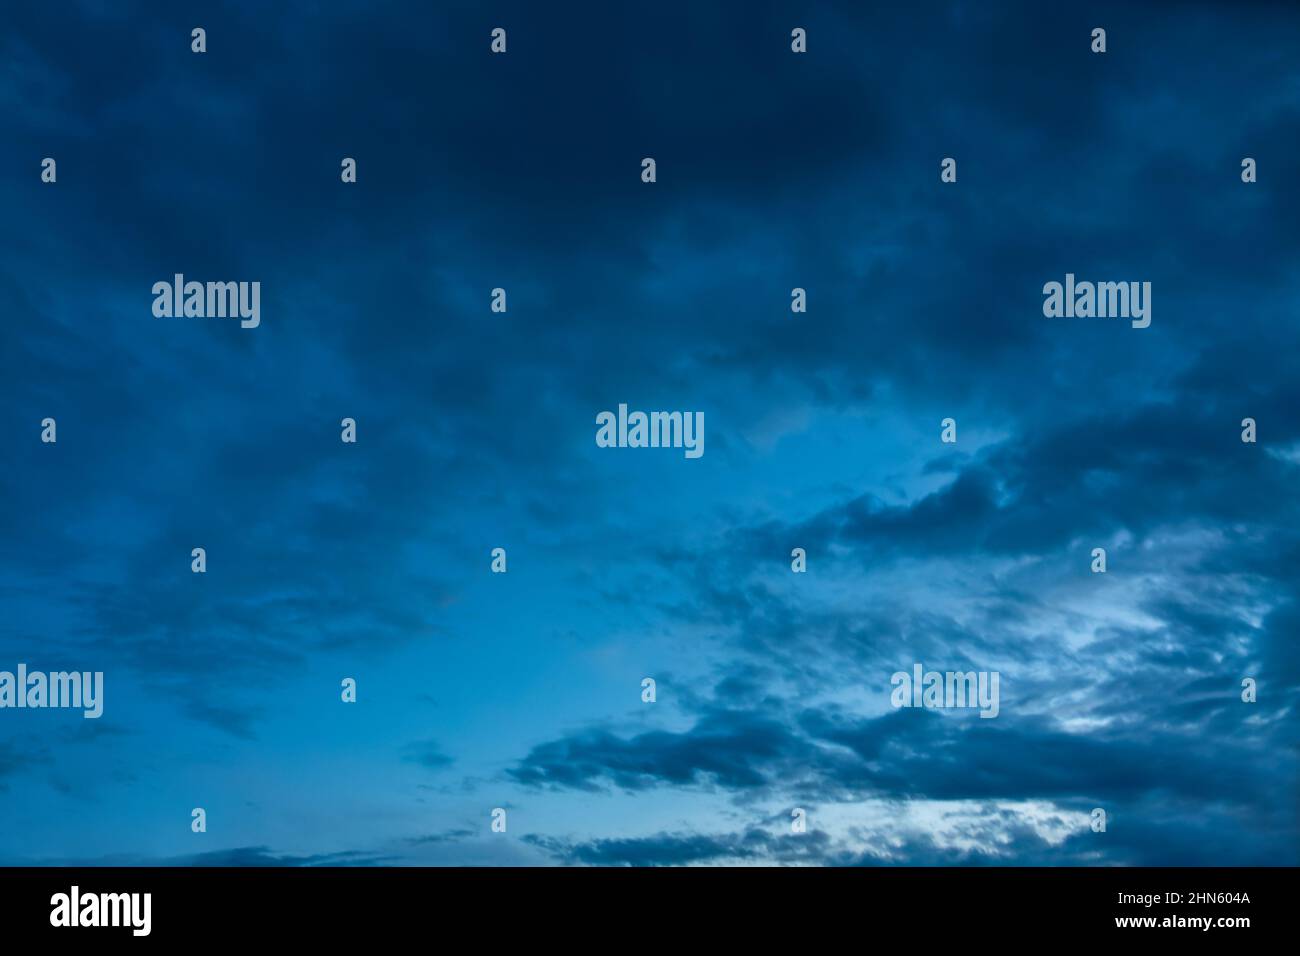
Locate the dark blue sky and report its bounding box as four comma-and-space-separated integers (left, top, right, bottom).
2, 0, 1297, 866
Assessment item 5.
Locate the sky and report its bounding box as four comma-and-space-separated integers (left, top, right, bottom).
1, 0, 1298, 866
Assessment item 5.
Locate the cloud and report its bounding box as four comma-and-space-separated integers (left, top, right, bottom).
401, 740, 455, 772
1, 0, 1297, 866
509, 709, 807, 792
525, 828, 834, 867
14, 845, 397, 867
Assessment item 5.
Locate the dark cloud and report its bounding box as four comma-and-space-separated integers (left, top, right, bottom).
406, 828, 474, 846
525, 828, 834, 867
19, 845, 397, 867
0, 0, 1296, 865
401, 740, 455, 772
509, 709, 806, 792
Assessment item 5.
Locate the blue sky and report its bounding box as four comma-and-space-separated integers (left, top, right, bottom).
1, 0, 1298, 866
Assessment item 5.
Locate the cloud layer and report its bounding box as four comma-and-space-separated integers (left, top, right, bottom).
0, 0, 1296, 866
